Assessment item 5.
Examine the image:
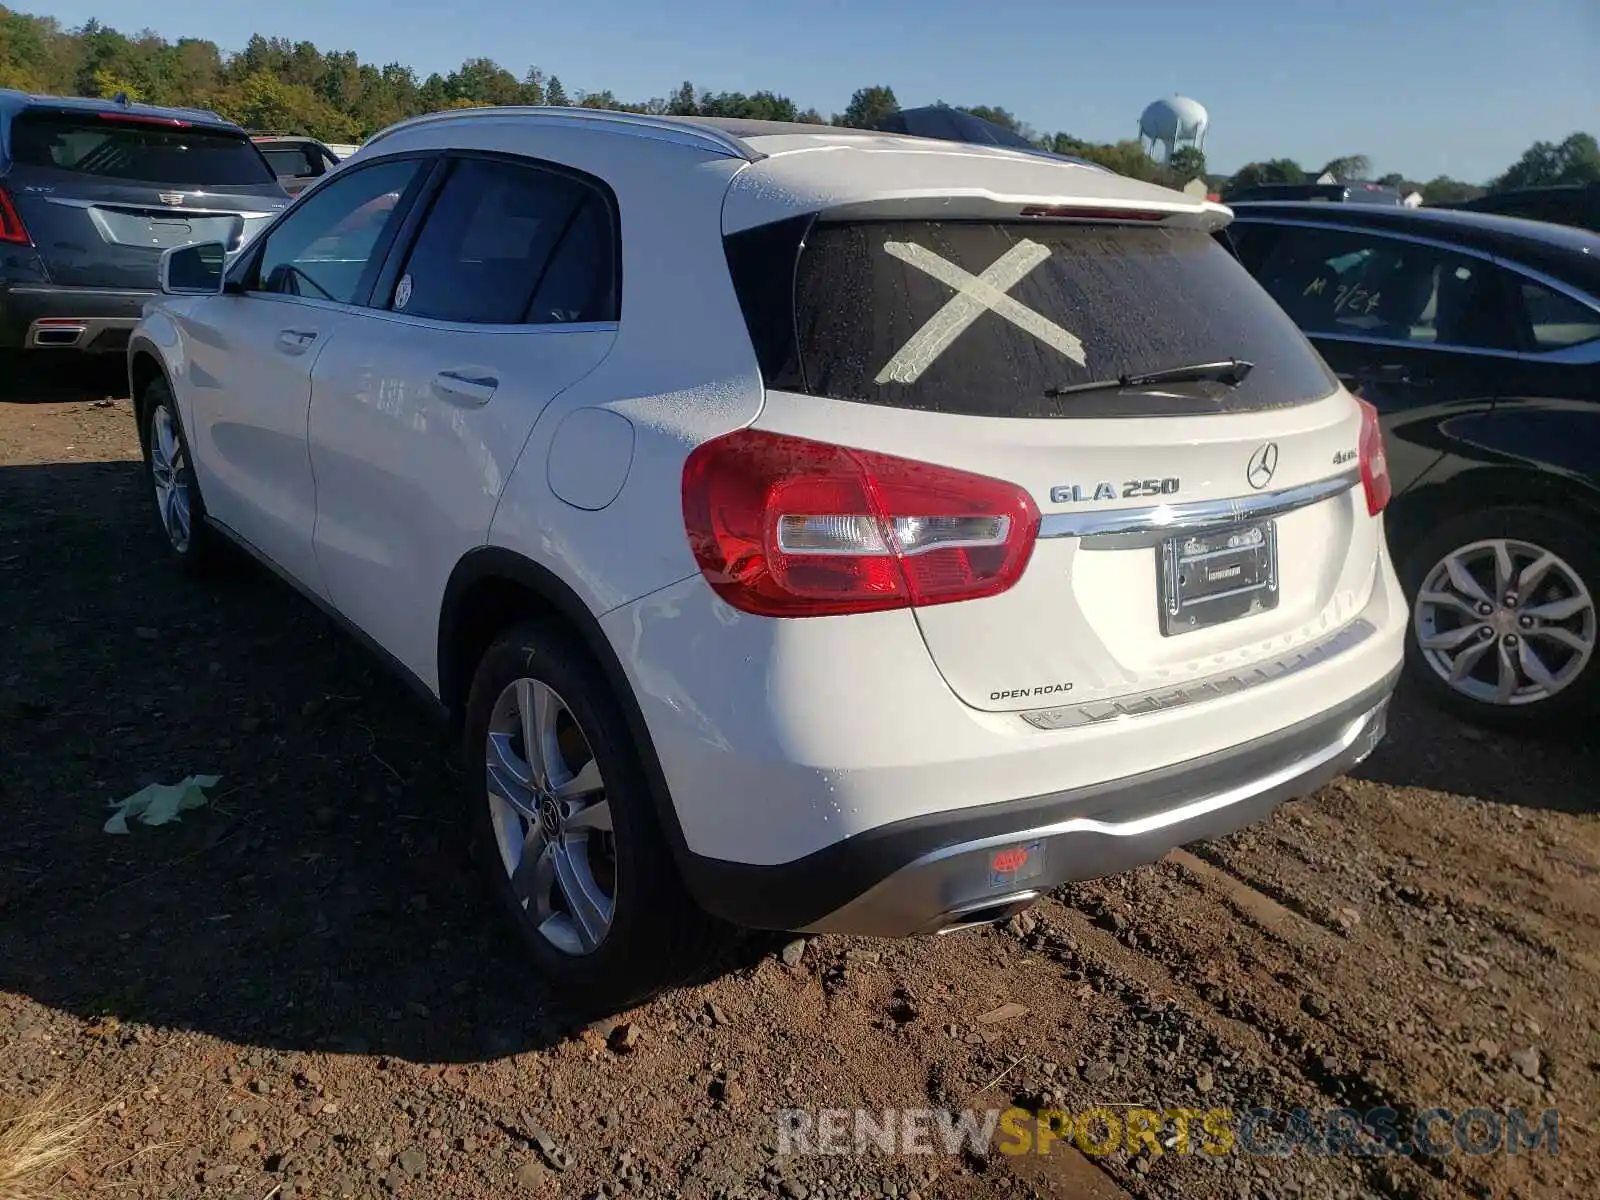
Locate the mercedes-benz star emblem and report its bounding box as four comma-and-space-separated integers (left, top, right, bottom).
538, 794, 562, 840
1246, 442, 1279, 490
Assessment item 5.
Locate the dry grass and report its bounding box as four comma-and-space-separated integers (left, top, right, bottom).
0, 1086, 99, 1200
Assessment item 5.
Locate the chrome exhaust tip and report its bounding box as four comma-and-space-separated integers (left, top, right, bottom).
934, 890, 1041, 935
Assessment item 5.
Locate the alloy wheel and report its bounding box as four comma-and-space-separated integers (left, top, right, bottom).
484, 678, 616, 955
1414, 537, 1596, 707
149, 405, 192, 553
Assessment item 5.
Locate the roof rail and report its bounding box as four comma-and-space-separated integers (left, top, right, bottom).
362, 105, 756, 161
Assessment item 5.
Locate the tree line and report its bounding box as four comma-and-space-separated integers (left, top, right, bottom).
2, 7, 1594, 202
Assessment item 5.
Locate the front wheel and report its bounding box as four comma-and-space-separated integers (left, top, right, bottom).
462, 621, 735, 1014
1401, 506, 1600, 730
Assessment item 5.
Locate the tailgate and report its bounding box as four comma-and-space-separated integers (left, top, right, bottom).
756, 390, 1378, 712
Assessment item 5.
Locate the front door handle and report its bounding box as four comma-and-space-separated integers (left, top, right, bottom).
276, 328, 318, 355
433, 369, 499, 405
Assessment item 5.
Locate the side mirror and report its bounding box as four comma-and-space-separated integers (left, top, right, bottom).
159, 241, 228, 296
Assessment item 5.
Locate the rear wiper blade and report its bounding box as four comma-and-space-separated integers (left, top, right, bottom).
1044, 358, 1254, 398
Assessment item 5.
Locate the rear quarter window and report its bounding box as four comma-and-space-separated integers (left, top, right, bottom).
751, 218, 1338, 418
9, 111, 276, 186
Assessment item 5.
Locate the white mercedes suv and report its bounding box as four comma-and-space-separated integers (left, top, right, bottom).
130, 108, 1405, 1012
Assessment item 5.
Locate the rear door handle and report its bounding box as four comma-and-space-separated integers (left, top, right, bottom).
1355, 363, 1430, 388
276, 328, 318, 355
433, 369, 499, 405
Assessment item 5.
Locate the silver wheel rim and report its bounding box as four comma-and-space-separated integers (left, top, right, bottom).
149, 405, 192, 553
1414, 537, 1596, 707
485, 678, 615, 956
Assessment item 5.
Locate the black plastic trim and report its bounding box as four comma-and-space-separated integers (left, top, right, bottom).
679, 670, 1399, 932
436, 548, 699, 868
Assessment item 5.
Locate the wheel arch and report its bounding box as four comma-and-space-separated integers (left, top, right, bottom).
1386, 462, 1600, 571
127, 339, 169, 449
436, 547, 696, 865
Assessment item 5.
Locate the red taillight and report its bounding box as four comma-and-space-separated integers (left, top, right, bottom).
0, 184, 30, 245
681, 429, 1041, 617
98, 112, 191, 127
1356, 398, 1391, 516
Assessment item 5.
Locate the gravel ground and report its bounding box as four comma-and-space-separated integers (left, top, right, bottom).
2, 357, 1597, 1200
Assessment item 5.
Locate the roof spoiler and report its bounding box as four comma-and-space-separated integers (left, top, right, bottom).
810, 194, 1233, 232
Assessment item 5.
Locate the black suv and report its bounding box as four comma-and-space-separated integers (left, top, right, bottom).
1222, 202, 1600, 728
0, 91, 290, 354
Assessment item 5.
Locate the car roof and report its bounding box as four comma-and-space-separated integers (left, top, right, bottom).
363, 106, 1221, 234
0, 87, 234, 129
1227, 200, 1600, 295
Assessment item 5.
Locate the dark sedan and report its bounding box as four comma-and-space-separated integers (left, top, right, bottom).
1222, 202, 1600, 729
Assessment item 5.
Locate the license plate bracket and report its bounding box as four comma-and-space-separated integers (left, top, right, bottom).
1158, 519, 1279, 636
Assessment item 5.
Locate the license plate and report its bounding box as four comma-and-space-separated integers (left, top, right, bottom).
1158, 520, 1278, 636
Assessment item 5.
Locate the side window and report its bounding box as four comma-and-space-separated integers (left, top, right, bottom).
1514, 278, 1600, 351
1220, 223, 1278, 275
251, 158, 422, 305
387, 157, 616, 326
1250, 226, 1514, 351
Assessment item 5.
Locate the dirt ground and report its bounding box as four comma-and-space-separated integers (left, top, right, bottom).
2, 356, 1597, 1200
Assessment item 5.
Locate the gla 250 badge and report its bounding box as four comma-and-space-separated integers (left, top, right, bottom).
1051, 477, 1181, 504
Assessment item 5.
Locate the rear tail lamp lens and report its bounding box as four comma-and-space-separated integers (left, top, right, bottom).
1356, 398, 1391, 516
0, 184, 31, 245
682, 429, 1040, 617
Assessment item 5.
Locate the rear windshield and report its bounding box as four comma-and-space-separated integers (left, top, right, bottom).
734, 218, 1338, 418
9, 111, 276, 186
259, 146, 312, 177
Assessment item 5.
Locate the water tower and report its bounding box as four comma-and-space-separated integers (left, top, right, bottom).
1138, 95, 1208, 163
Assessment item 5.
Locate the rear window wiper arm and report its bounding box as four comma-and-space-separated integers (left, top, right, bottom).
1044, 358, 1254, 398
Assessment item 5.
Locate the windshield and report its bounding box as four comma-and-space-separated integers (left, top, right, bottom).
9, 111, 277, 186
743, 218, 1338, 418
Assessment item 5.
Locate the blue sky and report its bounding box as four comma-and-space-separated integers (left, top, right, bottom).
37, 0, 1599, 182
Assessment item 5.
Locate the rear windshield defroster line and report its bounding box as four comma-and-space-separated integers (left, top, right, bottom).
725, 216, 1339, 419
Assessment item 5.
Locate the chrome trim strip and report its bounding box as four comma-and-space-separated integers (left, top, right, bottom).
363, 106, 755, 161
1038, 469, 1359, 542
919, 705, 1378, 865
42, 195, 282, 219
1017, 618, 1377, 731
1308, 328, 1600, 367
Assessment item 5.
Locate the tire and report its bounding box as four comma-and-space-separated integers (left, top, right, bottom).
139, 375, 215, 573
1399, 505, 1600, 730
462, 620, 736, 1015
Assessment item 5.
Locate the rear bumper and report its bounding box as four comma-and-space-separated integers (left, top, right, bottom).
689, 671, 1396, 935
0, 284, 156, 351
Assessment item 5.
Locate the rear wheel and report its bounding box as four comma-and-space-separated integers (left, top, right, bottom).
463, 621, 734, 1015
1401, 506, 1600, 729
140, 376, 215, 573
